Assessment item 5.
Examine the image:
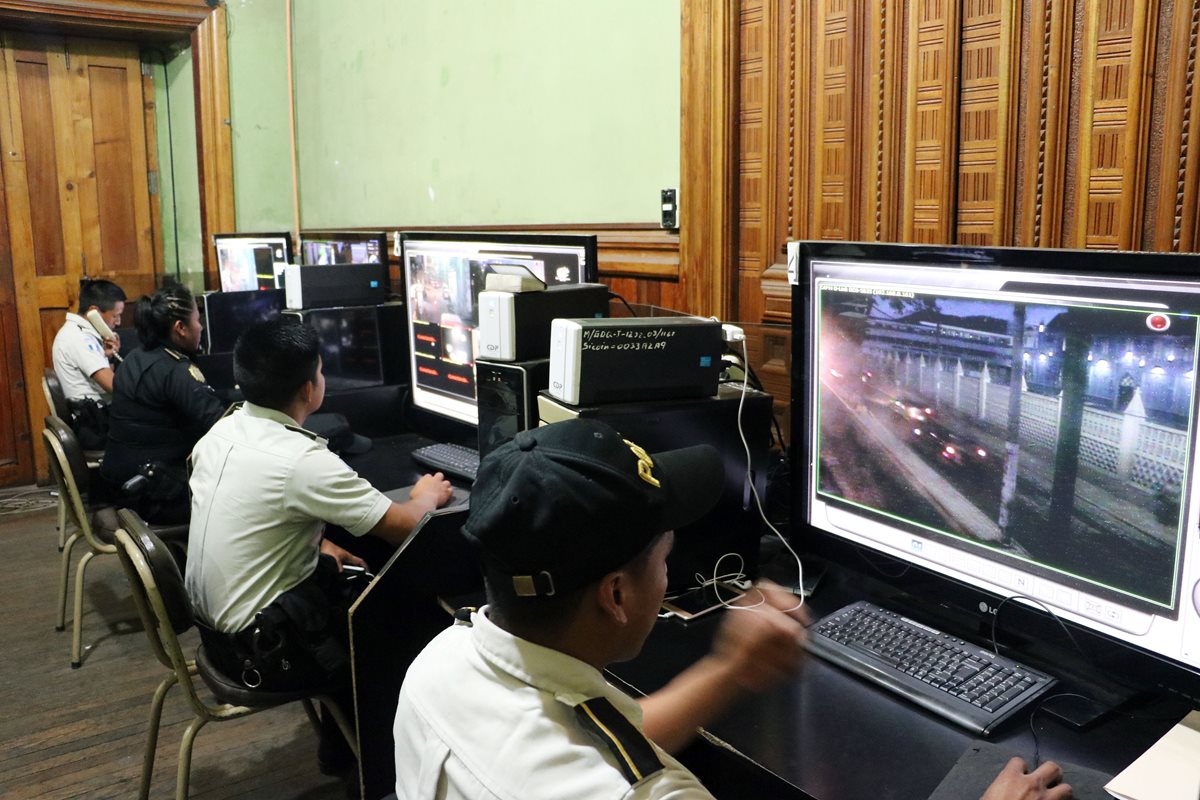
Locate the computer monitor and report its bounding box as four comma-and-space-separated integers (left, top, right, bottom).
302, 306, 385, 392
299, 231, 388, 266
213, 232, 294, 291
794, 241, 1200, 691
201, 289, 286, 354
398, 231, 599, 426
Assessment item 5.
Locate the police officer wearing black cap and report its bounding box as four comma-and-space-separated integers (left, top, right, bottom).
393, 419, 1074, 800
393, 419, 808, 798
101, 281, 225, 524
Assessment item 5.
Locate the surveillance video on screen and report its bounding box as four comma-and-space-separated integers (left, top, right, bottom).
811, 265, 1199, 621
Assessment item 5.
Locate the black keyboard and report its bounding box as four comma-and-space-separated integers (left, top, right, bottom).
807, 601, 1056, 734
410, 442, 480, 483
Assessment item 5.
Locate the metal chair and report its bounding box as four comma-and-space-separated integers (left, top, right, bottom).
42, 370, 103, 551
114, 509, 358, 800
42, 417, 186, 667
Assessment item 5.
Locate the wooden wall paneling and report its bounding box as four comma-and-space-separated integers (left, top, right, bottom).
812, 0, 856, 241
0, 1, 214, 38
1, 36, 54, 476
737, 0, 768, 325
867, 0, 904, 242
680, 0, 737, 319
1151, 0, 1200, 251
142, 52, 164, 274
1071, 0, 1160, 250
0, 119, 32, 484
955, 0, 1020, 246
45, 37, 85, 285
903, 0, 962, 243
594, 230, 680, 280
1019, 0, 1075, 247
760, 0, 806, 325
192, 5, 233, 288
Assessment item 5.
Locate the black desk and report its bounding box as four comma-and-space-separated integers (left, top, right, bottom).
608, 575, 1188, 800
339, 438, 1188, 800
339, 434, 482, 800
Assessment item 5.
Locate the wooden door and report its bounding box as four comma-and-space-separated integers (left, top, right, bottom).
0, 33, 160, 484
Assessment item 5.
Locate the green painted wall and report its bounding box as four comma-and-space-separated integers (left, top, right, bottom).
148, 44, 204, 292
223, 0, 679, 232
227, 0, 295, 233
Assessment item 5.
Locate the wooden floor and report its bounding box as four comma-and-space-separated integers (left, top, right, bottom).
0, 493, 355, 800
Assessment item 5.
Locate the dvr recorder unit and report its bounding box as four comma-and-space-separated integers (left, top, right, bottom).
548, 316, 723, 405
284, 262, 389, 309
477, 283, 609, 362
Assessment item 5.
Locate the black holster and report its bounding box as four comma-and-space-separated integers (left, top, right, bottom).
198, 555, 362, 691
67, 398, 109, 451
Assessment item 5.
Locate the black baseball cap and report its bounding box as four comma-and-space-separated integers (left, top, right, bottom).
462, 418, 725, 598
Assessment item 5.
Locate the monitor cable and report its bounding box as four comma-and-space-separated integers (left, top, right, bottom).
707, 332, 805, 615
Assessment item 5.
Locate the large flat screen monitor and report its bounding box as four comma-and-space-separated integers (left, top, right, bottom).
214, 232, 294, 291
794, 242, 1200, 688
201, 288, 286, 354
399, 231, 599, 426
299, 231, 388, 266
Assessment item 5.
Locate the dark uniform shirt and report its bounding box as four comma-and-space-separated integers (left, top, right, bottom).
101, 344, 226, 502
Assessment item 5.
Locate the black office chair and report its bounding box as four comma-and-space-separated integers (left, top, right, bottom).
115, 509, 358, 800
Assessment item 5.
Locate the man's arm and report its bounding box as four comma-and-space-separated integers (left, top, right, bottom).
365, 472, 453, 547
638, 581, 809, 754
90, 366, 115, 394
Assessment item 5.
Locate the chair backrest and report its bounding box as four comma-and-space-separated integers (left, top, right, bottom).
43, 368, 71, 421
42, 418, 94, 543
115, 510, 196, 678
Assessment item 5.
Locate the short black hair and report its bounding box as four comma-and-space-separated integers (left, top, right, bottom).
483, 532, 665, 635
233, 317, 320, 410
134, 279, 194, 349
78, 279, 126, 314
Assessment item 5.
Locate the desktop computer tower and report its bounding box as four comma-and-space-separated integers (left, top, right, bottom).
537, 384, 774, 591
476, 358, 550, 457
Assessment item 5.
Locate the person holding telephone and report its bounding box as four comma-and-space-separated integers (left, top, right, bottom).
102, 280, 226, 524
51, 279, 126, 450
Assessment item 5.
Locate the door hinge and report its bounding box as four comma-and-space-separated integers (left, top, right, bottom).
17, 431, 30, 443
64, 50, 70, 70
148, 169, 158, 196
141, 60, 152, 77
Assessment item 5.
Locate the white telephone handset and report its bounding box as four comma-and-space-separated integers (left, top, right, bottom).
85, 309, 122, 363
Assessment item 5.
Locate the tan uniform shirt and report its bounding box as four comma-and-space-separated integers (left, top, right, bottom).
185, 402, 390, 632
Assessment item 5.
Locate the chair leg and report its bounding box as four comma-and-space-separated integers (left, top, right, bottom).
177, 716, 209, 800
316, 694, 360, 761
56, 497, 66, 551
139, 673, 179, 800
300, 698, 322, 732
71, 550, 97, 668
56, 532, 80, 632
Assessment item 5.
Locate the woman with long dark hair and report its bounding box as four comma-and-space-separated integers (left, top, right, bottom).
101, 280, 225, 523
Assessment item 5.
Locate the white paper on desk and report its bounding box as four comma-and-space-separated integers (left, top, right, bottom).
1104, 710, 1200, 800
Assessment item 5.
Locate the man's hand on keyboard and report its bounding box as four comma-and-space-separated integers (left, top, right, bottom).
711, 579, 810, 693
411, 472, 453, 509
980, 758, 1071, 800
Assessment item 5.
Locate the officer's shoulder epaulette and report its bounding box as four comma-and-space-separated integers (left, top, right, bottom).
162, 348, 185, 361
284, 423, 327, 445
573, 697, 663, 785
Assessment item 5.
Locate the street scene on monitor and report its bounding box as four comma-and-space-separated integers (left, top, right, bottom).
815, 284, 1195, 612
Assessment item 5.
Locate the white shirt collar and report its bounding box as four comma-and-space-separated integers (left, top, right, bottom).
469, 606, 645, 722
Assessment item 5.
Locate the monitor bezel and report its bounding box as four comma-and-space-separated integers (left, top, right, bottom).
790, 240, 1200, 694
